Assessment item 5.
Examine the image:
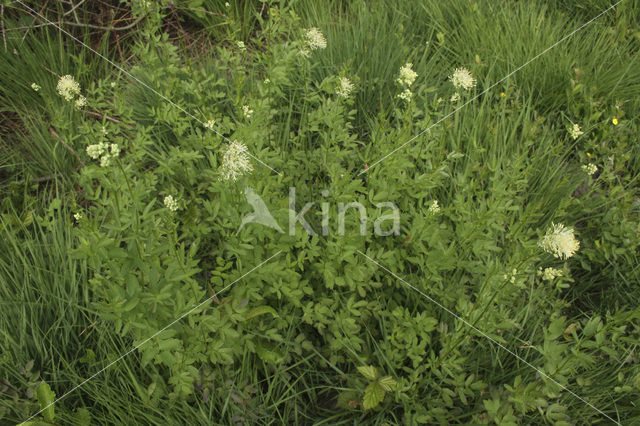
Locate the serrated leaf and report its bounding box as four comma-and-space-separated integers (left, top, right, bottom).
363, 382, 385, 410
357, 365, 378, 381
336, 390, 360, 410
378, 376, 397, 392
36, 382, 55, 421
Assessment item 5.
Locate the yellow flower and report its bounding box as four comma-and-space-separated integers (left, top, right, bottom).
612, 118, 618, 125
500, 92, 506, 97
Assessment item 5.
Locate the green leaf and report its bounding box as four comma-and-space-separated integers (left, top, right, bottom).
72, 407, 92, 425
255, 342, 283, 364
547, 316, 565, 340
582, 316, 601, 338
363, 382, 385, 410
357, 365, 378, 381
378, 376, 397, 392
36, 381, 55, 421
336, 390, 360, 410
244, 305, 279, 321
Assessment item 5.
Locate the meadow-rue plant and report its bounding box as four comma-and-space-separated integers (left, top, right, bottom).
86, 142, 119, 167
581, 163, 597, 176
503, 268, 518, 284
220, 140, 253, 181
397, 62, 417, 87
298, 48, 311, 58
31, 82, 40, 91
396, 88, 412, 102
86, 142, 109, 160
242, 105, 253, 119
538, 223, 580, 259
163, 195, 179, 212
100, 144, 120, 167
336, 77, 354, 98
570, 123, 583, 140
74, 95, 87, 109
449, 67, 476, 90
303, 27, 327, 51
538, 267, 563, 281
4, 2, 640, 424
56, 75, 81, 101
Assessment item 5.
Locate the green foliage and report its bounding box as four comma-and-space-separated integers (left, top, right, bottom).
1, 0, 639, 424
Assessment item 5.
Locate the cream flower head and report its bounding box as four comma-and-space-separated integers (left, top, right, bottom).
303, 27, 327, 51
336, 77, 354, 98
449, 67, 476, 90
397, 63, 418, 87
538, 223, 580, 259
163, 195, 179, 211
220, 140, 253, 181
56, 75, 81, 101
570, 123, 584, 140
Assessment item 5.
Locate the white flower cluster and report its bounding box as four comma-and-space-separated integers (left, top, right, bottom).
75, 96, 87, 109
237, 41, 246, 51
31, 83, 40, 91
450, 93, 460, 103
503, 268, 518, 284
397, 89, 412, 102
336, 77, 354, 98
397, 63, 417, 87
220, 140, 253, 181
570, 123, 583, 140
56, 75, 87, 109
303, 27, 327, 51
73, 212, 83, 222
428, 200, 440, 214
163, 195, 179, 211
396, 63, 417, 103
204, 119, 216, 130
56, 75, 81, 101
86, 142, 120, 167
581, 163, 597, 176
242, 105, 253, 119
449, 67, 476, 90
538, 267, 563, 281
538, 223, 580, 259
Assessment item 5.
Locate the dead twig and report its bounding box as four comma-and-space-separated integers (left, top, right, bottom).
85, 109, 130, 126
50, 127, 85, 167
1, 4, 7, 52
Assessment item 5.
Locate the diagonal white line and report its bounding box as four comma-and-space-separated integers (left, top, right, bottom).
19, 250, 283, 425
14, 0, 282, 176
356, 249, 621, 425
358, 0, 623, 175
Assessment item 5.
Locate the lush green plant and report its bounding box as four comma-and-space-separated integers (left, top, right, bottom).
1, 0, 639, 424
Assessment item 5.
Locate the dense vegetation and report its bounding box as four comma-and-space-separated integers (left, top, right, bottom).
1, 0, 639, 424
